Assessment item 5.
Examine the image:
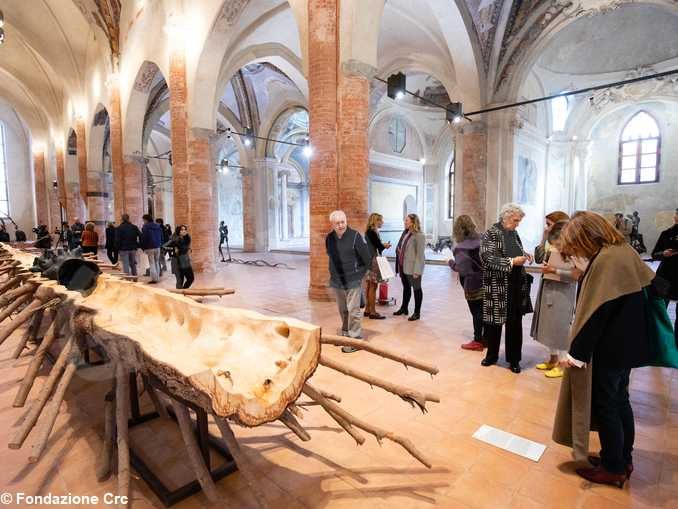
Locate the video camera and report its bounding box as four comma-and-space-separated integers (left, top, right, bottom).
33, 224, 52, 249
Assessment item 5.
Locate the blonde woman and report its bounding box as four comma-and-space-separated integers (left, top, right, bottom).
393, 213, 425, 321
364, 213, 392, 319
81, 221, 99, 255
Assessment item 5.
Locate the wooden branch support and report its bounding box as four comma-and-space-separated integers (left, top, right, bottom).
115, 363, 131, 509
9, 336, 74, 449
212, 415, 270, 509
12, 309, 45, 359
320, 334, 439, 375
303, 383, 432, 468
96, 389, 116, 482
28, 358, 77, 462
0, 275, 22, 295
168, 288, 235, 297
0, 298, 48, 347
278, 408, 310, 441
0, 293, 32, 325
144, 378, 169, 419
170, 400, 220, 503
13, 311, 66, 407
319, 354, 439, 413
0, 284, 36, 311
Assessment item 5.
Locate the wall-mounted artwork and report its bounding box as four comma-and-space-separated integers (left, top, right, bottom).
516, 155, 537, 205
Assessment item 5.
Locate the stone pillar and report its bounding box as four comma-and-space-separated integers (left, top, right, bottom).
75, 120, 89, 208
122, 155, 145, 225
458, 121, 488, 228
87, 171, 107, 241
33, 151, 48, 226
186, 128, 217, 273
169, 50, 190, 227
338, 61, 373, 230
241, 165, 257, 252
280, 171, 289, 240
308, 0, 339, 300
56, 148, 67, 221
110, 81, 125, 222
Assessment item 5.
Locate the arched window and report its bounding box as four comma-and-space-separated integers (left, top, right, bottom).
0, 123, 9, 217
619, 111, 660, 184
448, 153, 455, 219
551, 94, 569, 132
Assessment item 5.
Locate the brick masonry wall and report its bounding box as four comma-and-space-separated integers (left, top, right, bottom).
308, 0, 339, 301
242, 167, 257, 252
33, 152, 48, 226
56, 148, 67, 219
110, 85, 125, 222
75, 120, 89, 202
338, 72, 369, 232
187, 133, 217, 273
169, 51, 190, 227
122, 156, 145, 225
460, 127, 487, 228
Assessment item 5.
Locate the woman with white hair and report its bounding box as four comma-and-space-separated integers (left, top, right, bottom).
480, 203, 534, 373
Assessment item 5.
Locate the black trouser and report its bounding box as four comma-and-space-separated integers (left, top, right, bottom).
175, 267, 194, 289
484, 267, 523, 365
82, 246, 98, 255
399, 273, 423, 314
593, 366, 634, 474
107, 248, 118, 265
467, 299, 484, 342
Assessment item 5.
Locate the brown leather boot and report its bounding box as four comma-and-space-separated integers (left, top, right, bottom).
588, 456, 633, 479
576, 465, 626, 488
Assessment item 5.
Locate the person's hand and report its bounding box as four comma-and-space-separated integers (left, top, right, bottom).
413, 273, 421, 279
525, 253, 534, 263
663, 249, 677, 257
512, 256, 528, 266
542, 264, 557, 274
384, 242, 392, 249
559, 358, 581, 369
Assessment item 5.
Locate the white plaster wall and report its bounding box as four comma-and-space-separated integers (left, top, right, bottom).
585, 101, 678, 250
0, 103, 35, 232
217, 170, 244, 248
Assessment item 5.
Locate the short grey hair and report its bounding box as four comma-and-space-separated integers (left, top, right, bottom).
498, 203, 525, 221
329, 210, 347, 223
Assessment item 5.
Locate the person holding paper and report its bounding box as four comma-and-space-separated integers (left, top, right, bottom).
364, 213, 392, 320
531, 215, 581, 378
449, 215, 485, 351
652, 207, 678, 338
480, 203, 533, 374
554, 211, 656, 488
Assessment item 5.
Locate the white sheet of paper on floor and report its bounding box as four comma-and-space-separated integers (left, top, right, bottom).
472, 424, 546, 462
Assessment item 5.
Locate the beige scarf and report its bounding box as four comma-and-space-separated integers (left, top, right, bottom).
569, 243, 655, 342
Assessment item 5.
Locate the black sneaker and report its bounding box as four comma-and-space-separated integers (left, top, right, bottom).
341, 346, 358, 353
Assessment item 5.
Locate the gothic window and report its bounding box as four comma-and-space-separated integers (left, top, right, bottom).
618, 111, 660, 184
389, 116, 406, 153
448, 153, 455, 219
0, 123, 9, 217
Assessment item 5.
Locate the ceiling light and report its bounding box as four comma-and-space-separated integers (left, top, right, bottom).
243, 127, 254, 147
453, 115, 462, 124
0, 10, 4, 28
303, 139, 313, 158
419, 157, 426, 165
446, 102, 464, 124
0, 28, 5, 45
572, 135, 578, 141
387, 72, 406, 100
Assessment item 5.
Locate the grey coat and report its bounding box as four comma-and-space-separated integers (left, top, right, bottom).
396, 231, 426, 276
531, 278, 577, 351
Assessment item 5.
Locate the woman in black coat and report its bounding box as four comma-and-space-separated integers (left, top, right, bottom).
557, 211, 656, 488
105, 222, 118, 264
364, 213, 391, 319
163, 225, 194, 289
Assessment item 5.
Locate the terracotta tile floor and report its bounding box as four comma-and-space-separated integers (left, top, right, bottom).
0, 252, 676, 508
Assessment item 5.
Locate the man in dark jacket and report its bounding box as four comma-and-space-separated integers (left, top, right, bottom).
105, 222, 118, 264
325, 210, 371, 351
0, 225, 10, 243
71, 218, 85, 249
156, 218, 169, 275
115, 214, 141, 276
141, 214, 163, 283
652, 208, 678, 337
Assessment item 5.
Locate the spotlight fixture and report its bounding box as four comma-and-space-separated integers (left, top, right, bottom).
387, 72, 406, 100
0, 9, 4, 28
219, 158, 230, 173
225, 127, 232, 140
419, 157, 426, 165
52, 180, 58, 189
0, 28, 4, 46
302, 138, 313, 158
446, 102, 464, 124
243, 127, 254, 147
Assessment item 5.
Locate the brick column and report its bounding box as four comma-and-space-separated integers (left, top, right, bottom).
109, 82, 125, 222
122, 155, 145, 225
308, 0, 339, 300
458, 122, 487, 228
169, 50, 190, 227
338, 60, 373, 232
33, 151, 48, 226
56, 148, 67, 220
186, 129, 217, 273
75, 120, 89, 206
87, 170, 107, 241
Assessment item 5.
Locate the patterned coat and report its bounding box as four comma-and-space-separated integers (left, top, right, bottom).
481, 223, 534, 325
